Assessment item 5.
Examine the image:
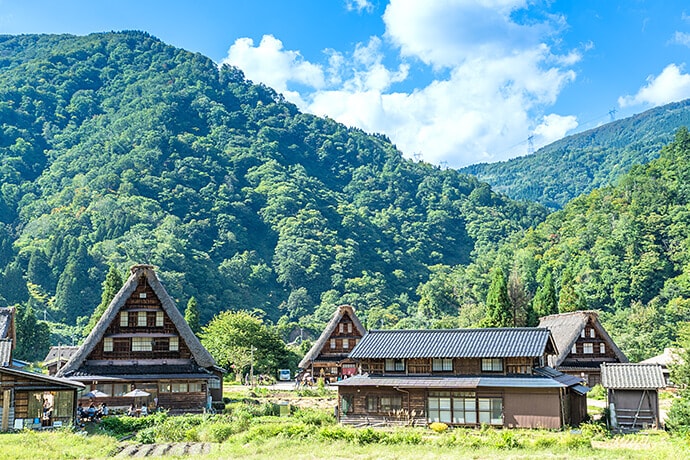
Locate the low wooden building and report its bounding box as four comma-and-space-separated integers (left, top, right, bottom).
58, 264, 224, 413
601, 363, 666, 432
640, 348, 683, 386
1, 306, 84, 431
1, 366, 84, 431
336, 328, 589, 429
298, 305, 366, 383
539, 311, 628, 386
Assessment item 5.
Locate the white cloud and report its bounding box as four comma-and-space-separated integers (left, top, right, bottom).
220, 0, 581, 167
345, 0, 374, 13
619, 64, 690, 108
671, 31, 690, 47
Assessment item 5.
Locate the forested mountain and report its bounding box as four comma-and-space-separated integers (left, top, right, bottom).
460, 99, 690, 208
432, 129, 690, 360
0, 31, 546, 353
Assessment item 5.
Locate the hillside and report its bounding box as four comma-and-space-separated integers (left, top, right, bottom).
0, 31, 547, 347
434, 128, 690, 360
460, 99, 690, 208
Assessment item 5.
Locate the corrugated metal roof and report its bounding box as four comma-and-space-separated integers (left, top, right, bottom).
349, 328, 552, 359
0, 340, 12, 366
334, 374, 570, 389
601, 363, 666, 389
0, 365, 85, 389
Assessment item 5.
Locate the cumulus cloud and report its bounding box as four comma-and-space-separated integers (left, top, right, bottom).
619, 64, 690, 108
220, 0, 582, 167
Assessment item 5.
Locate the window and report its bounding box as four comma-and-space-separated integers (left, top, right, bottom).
330, 338, 336, 349
132, 337, 152, 352
385, 358, 405, 372
156, 311, 164, 327
171, 382, 188, 393
209, 378, 221, 389
478, 398, 503, 425
581, 329, 586, 338
590, 329, 596, 338
367, 396, 378, 412
380, 396, 402, 411
583, 343, 593, 354
343, 338, 349, 349
138, 311, 147, 327
428, 391, 452, 423
189, 382, 203, 392
113, 384, 130, 396
432, 358, 453, 372
169, 336, 179, 351
339, 323, 344, 333
453, 393, 477, 424
600, 343, 606, 354
347, 323, 352, 333
481, 358, 503, 372
103, 337, 113, 352
120, 312, 128, 327
571, 344, 577, 354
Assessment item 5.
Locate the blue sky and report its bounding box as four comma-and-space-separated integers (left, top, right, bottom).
2, 1, 690, 167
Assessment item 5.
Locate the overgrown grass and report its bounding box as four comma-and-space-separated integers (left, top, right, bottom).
1, 405, 690, 459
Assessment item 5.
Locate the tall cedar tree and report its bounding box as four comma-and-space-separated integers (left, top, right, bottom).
84, 265, 123, 336
185, 296, 201, 336
533, 270, 558, 318
481, 268, 513, 327
14, 302, 51, 362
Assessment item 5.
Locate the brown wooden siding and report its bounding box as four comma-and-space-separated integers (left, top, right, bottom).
502, 388, 562, 429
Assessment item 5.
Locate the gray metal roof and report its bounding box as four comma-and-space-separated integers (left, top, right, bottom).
601, 363, 666, 390
348, 328, 553, 359
0, 365, 85, 389
0, 307, 14, 340
334, 373, 570, 389
0, 340, 12, 367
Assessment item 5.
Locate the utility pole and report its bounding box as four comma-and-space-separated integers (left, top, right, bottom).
249, 345, 255, 387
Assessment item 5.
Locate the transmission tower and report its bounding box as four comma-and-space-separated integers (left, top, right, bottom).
609, 108, 617, 122
527, 134, 535, 155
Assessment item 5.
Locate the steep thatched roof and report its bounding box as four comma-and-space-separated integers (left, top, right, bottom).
538, 310, 627, 366
58, 264, 216, 377
298, 305, 366, 369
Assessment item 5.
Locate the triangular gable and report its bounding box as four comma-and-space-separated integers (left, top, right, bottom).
538, 310, 627, 366
58, 264, 215, 376
298, 305, 366, 369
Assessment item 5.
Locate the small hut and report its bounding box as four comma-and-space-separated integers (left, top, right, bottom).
601, 363, 666, 432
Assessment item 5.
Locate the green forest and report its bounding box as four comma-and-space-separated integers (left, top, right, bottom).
2, 31, 690, 364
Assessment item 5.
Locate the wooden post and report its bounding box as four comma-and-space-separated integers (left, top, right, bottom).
2, 389, 10, 431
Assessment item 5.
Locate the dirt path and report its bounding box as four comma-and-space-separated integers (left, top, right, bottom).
115, 443, 212, 457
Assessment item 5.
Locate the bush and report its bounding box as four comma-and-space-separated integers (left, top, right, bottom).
99, 412, 167, 437
429, 422, 448, 433
292, 407, 336, 426
558, 432, 592, 449
496, 431, 522, 449
318, 425, 355, 442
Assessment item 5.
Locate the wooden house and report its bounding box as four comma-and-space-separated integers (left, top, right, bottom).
1, 306, 84, 431
43, 346, 80, 376
538, 311, 628, 386
57, 264, 224, 413
601, 363, 666, 432
336, 328, 589, 429
298, 305, 366, 383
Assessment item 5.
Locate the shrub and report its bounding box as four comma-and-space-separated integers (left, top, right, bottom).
292, 407, 336, 426
384, 430, 423, 445
429, 422, 448, 433
588, 384, 606, 401
558, 432, 592, 449
496, 431, 522, 449
355, 427, 384, 445
318, 425, 355, 442
135, 427, 156, 444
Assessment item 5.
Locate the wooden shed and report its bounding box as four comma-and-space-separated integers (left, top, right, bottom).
601, 363, 666, 432
1, 366, 84, 431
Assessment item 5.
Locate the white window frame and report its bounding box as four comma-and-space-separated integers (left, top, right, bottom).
132, 337, 152, 352
339, 323, 344, 333
600, 343, 606, 354
385, 358, 405, 372
590, 329, 596, 338
330, 338, 336, 349
156, 311, 164, 327
138, 311, 147, 327
120, 312, 128, 327
433, 358, 453, 372
342, 338, 349, 349
572, 344, 577, 354
481, 358, 503, 372
103, 337, 113, 352
347, 323, 352, 333
170, 336, 179, 351
583, 343, 594, 354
